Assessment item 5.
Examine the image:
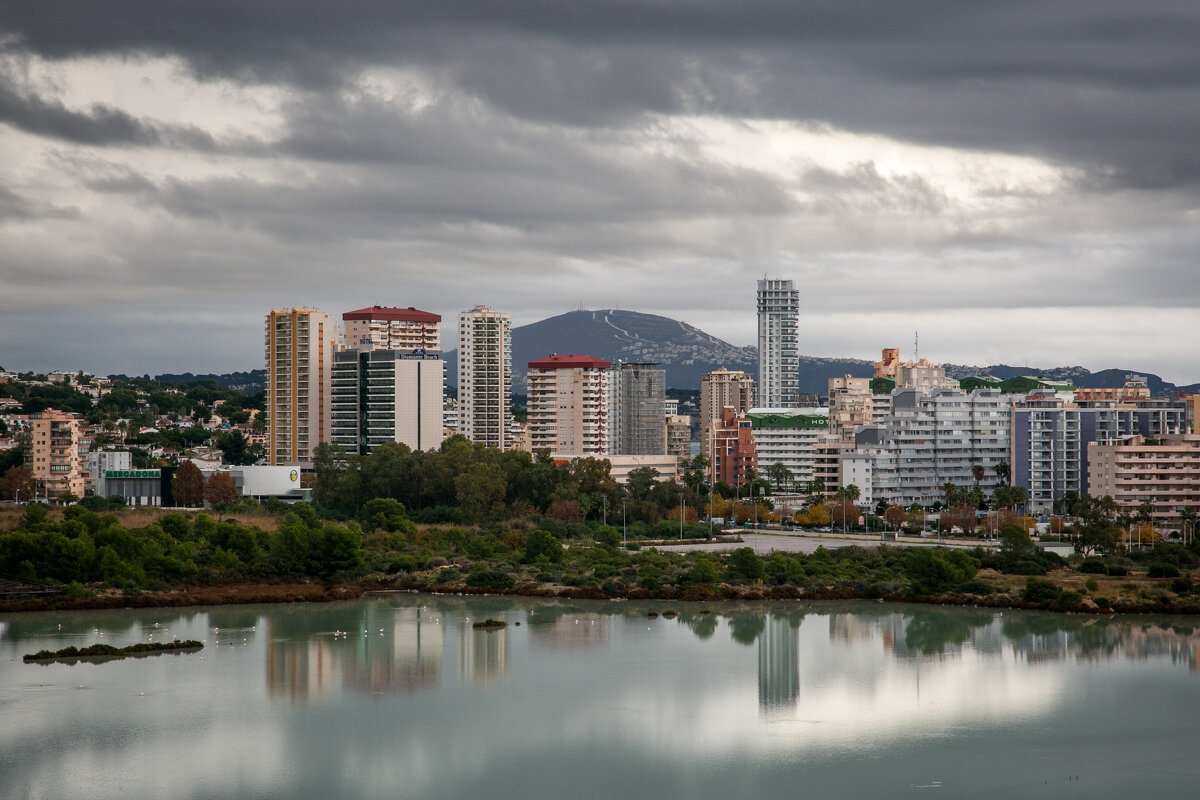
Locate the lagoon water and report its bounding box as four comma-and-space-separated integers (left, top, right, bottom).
2, 595, 1199, 799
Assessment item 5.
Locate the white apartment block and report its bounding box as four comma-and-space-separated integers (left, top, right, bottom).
458, 306, 512, 450
265, 308, 338, 467
756, 278, 799, 408
857, 387, 1011, 508
526, 355, 610, 455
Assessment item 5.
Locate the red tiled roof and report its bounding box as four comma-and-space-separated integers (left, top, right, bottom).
528, 354, 611, 370
343, 306, 441, 323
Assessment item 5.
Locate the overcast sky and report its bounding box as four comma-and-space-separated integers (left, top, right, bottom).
2, 2, 1198, 383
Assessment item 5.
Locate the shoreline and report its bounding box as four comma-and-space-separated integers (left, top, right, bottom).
1, 573, 1194, 617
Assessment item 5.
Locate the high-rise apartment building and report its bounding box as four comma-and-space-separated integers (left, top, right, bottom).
1011, 388, 1189, 515
756, 278, 799, 408
343, 306, 441, 351
265, 308, 338, 467
851, 387, 1011, 508
526, 354, 611, 455
700, 368, 756, 442
1089, 434, 1200, 531
25, 408, 85, 500
458, 306, 512, 450
609, 362, 666, 455
330, 349, 446, 454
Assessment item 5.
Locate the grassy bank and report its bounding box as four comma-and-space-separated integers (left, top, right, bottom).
4, 501, 1200, 617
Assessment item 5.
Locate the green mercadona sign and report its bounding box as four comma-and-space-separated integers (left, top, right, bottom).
105, 469, 161, 479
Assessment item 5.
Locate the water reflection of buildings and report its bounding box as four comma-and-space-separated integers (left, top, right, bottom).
266, 605, 443, 700
823, 608, 1200, 672
459, 625, 509, 687
758, 614, 799, 718
527, 612, 610, 650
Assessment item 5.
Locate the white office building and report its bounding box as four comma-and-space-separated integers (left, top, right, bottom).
331, 349, 446, 454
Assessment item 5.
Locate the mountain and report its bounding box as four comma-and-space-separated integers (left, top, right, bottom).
445, 309, 759, 391
135, 310, 1198, 397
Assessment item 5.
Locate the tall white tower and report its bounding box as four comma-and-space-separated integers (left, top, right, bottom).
756, 278, 799, 408
457, 306, 512, 450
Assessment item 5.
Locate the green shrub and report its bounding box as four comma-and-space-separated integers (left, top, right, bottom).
1107, 564, 1128, 577
1148, 562, 1181, 578
1022, 577, 1063, 605
1085, 577, 1099, 592
903, 548, 978, 594
1171, 575, 1194, 595
1079, 558, 1108, 574
956, 579, 996, 596
465, 568, 516, 591
1003, 558, 1048, 576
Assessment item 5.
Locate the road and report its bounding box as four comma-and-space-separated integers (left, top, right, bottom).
647, 529, 994, 556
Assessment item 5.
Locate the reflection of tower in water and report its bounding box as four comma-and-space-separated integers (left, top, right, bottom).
758, 613, 800, 717
342, 605, 443, 694
459, 625, 509, 687
265, 604, 444, 700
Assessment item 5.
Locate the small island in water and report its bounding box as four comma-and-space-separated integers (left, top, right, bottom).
24, 640, 204, 664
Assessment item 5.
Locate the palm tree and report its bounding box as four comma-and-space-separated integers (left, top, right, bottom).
766, 462, 794, 494
1180, 506, 1197, 544
971, 464, 985, 487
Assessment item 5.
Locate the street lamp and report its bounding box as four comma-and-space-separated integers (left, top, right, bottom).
679, 493, 685, 541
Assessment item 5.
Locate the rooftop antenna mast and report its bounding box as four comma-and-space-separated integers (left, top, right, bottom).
914, 331, 919, 362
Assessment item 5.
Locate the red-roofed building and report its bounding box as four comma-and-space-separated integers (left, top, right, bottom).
527, 354, 611, 455
343, 306, 441, 351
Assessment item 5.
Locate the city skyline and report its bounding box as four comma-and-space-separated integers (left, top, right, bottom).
2, 3, 1200, 382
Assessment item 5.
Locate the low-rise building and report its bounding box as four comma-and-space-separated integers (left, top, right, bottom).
84, 451, 132, 495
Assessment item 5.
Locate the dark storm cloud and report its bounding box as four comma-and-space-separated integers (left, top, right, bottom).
5, 0, 1200, 188
0, 80, 219, 149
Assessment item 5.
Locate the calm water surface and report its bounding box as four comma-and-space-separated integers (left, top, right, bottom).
2, 595, 1199, 799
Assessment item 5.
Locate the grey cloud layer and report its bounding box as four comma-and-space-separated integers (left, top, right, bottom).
6, 1, 1200, 185
1, 1, 1197, 379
